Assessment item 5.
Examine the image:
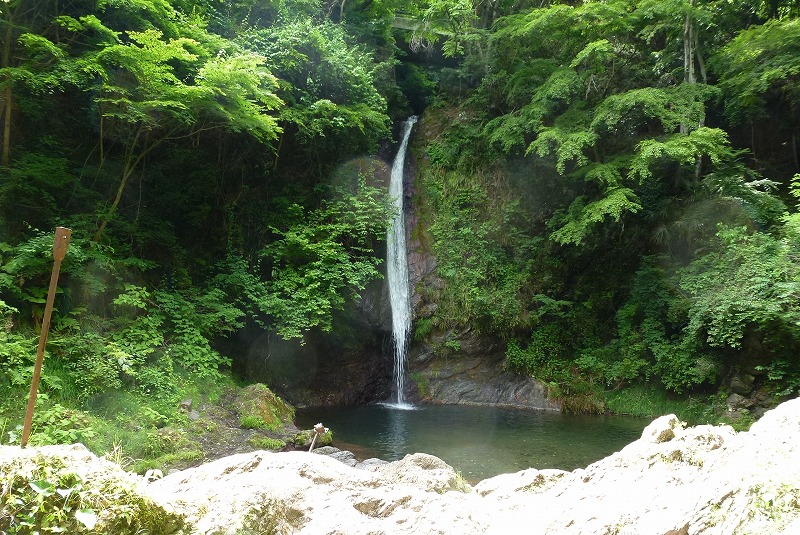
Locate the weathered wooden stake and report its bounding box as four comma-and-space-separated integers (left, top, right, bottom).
309, 422, 329, 452
20, 227, 71, 448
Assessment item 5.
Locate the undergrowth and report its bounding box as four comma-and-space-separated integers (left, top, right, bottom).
604, 384, 724, 425
0, 369, 239, 473
0, 453, 185, 534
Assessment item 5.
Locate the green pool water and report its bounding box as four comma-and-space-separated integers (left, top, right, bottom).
296, 403, 648, 482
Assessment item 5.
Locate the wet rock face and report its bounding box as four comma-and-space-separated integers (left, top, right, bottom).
404, 326, 559, 410
406, 209, 439, 314
279, 343, 393, 407
230, 324, 393, 407
352, 271, 393, 333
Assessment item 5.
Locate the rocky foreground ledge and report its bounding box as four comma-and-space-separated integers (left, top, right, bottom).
4, 399, 800, 534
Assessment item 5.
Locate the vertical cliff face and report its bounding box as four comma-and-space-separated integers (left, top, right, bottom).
401, 114, 559, 410
231, 112, 557, 410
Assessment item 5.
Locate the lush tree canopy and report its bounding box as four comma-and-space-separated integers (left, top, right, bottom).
1, 0, 800, 432
410, 0, 800, 406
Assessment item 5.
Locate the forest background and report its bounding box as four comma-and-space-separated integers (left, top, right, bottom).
1, 0, 799, 468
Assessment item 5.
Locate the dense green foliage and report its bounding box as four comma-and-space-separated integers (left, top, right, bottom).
0, 0, 403, 457
0, 450, 185, 533
1, 0, 800, 461
409, 0, 800, 412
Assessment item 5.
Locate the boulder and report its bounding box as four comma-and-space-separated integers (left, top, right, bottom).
729, 373, 755, 395
7, 399, 800, 534
370, 453, 471, 494
145, 450, 484, 534
641, 414, 683, 443
312, 446, 358, 467
235, 383, 295, 431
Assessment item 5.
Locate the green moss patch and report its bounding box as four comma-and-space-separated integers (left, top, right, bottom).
235, 384, 295, 432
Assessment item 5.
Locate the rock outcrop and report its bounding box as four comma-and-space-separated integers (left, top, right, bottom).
145, 450, 478, 534
474, 403, 800, 534
408, 334, 560, 410
5, 398, 800, 534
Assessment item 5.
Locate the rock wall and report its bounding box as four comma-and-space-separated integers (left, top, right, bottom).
402, 126, 557, 411
228, 323, 393, 407
407, 330, 559, 410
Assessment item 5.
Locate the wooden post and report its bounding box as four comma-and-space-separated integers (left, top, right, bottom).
20, 227, 71, 448
309, 423, 329, 452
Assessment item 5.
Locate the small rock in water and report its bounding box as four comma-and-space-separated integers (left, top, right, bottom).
310, 446, 339, 455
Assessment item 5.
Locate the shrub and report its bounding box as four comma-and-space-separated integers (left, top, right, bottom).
0, 451, 185, 534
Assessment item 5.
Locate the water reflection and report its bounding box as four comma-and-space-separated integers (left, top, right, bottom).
384, 404, 411, 458
297, 404, 647, 482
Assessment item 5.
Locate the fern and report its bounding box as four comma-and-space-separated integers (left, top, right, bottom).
550, 188, 643, 245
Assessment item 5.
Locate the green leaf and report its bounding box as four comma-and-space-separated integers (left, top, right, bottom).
30, 479, 55, 496
712, 18, 800, 124
75, 509, 98, 530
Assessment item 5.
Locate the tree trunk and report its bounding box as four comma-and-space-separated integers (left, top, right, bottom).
680, 5, 694, 136
1, 13, 13, 166
2, 86, 10, 166
93, 128, 156, 242
93, 160, 136, 242
682, 0, 704, 180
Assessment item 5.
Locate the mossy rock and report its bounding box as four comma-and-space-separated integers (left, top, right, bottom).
246, 436, 287, 451
236, 384, 295, 432
292, 429, 333, 448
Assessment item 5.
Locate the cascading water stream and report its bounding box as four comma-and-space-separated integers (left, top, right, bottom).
387, 116, 417, 408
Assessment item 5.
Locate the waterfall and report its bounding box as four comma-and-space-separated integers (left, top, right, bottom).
387, 116, 417, 407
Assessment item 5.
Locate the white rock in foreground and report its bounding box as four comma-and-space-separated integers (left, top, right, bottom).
5, 398, 800, 534
474, 399, 800, 535
144, 399, 800, 534
146, 451, 481, 534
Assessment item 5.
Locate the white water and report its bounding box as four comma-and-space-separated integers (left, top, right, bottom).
387, 116, 417, 407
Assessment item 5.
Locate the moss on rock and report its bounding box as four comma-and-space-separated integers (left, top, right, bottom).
247, 436, 287, 451
293, 429, 333, 449
235, 384, 295, 432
